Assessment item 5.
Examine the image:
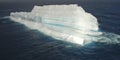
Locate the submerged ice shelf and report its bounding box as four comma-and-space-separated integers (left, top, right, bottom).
10, 4, 102, 45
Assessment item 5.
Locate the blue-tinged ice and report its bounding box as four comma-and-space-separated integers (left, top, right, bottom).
10, 4, 102, 45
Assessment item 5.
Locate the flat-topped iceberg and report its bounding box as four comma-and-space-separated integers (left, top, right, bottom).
10, 4, 102, 45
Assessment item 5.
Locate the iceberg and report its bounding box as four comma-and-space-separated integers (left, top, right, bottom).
10, 4, 102, 45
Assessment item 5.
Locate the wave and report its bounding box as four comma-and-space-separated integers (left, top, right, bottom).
95, 32, 120, 44
9, 4, 120, 45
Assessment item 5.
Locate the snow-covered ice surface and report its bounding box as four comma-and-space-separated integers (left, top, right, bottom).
10, 4, 119, 45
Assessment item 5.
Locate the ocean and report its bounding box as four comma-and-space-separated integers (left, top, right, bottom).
0, 0, 120, 60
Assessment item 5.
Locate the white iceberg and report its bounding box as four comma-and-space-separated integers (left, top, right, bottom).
10, 4, 102, 45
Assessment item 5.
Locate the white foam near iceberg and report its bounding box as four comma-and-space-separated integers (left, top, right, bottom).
10, 4, 102, 45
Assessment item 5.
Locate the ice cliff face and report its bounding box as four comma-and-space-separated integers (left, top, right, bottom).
10, 4, 102, 45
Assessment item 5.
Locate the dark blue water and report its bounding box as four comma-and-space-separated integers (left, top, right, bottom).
0, 0, 120, 60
